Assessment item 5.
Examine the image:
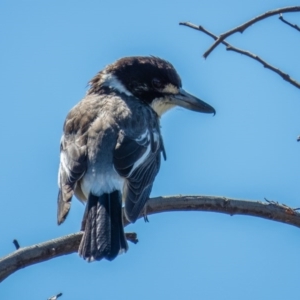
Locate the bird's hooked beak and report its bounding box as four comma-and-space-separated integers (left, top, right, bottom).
171, 88, 216, 115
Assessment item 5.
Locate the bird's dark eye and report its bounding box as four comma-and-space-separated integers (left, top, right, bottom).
152, 78, 162, 89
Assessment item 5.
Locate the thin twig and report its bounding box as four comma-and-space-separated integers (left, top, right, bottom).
201, 6, 300, 58
179, 22, 300, 89
279, 14, 300, 32
1, 195, 300, 283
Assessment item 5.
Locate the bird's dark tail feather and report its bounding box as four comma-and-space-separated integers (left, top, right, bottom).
78, 190, 128, 261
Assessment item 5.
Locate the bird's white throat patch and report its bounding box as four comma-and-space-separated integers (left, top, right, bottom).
100, 72, 133, 96
151, 97, 175, 116
151, 84, 178, 116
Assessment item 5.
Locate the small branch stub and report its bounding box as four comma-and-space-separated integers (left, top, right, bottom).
12, 239, 20, 250
48, 292, 63, 300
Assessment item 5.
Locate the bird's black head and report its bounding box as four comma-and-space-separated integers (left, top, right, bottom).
109, 56, 182, 103
89, 56, 215, 116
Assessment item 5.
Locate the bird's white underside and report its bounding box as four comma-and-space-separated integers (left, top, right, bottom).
81, 170, 124, 199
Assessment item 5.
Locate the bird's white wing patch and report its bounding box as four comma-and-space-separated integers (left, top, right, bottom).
129, 129, 160, 175
58, 151, 70, 186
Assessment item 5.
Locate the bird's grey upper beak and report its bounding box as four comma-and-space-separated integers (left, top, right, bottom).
171, 88, 216, 115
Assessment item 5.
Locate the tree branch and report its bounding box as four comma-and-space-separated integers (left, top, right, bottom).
201, 6, 300, 58
179, 22, 300, 89
1, 195, 300, 283
279, 14, 300, 32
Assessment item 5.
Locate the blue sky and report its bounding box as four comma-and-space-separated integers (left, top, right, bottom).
1, 0, 300, 299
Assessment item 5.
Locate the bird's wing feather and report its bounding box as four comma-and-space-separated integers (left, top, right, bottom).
113, 128, 162, 223
57, 134, 87, 224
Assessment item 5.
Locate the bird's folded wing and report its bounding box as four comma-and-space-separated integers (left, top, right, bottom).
57, 135, 87, 224
113, 129, 162, 223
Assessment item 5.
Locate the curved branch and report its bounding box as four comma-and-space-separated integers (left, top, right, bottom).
179, 22, 300, 89
202, 6, 300, 58
1, 195, 300, 282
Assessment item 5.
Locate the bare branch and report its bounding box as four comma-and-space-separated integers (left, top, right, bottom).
279, 14, 300, 32
179, 22, 300, 89
1, 195, 300, 283
201, 6, 300, 58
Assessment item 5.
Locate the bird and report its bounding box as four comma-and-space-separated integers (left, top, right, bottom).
57, 56, 215, 262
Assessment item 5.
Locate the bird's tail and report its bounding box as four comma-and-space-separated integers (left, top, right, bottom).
78, 190, 128, 261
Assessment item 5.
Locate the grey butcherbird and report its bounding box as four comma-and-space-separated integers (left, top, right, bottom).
57, 56, 215, 261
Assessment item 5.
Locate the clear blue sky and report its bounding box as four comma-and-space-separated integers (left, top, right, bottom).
1, 0, 300, 299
